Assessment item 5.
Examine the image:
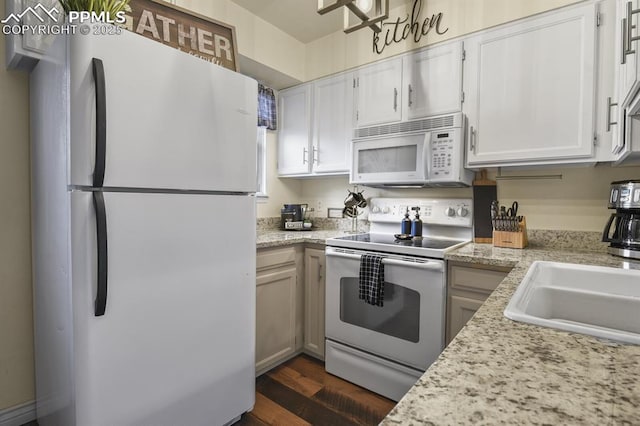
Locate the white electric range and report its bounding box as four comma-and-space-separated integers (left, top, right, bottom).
324, 198, 473, 401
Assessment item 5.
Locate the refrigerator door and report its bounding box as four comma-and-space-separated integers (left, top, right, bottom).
70, 191, 255, 426
68, 31, 257, 192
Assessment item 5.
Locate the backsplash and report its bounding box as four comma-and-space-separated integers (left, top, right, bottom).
527, 230, 606, 253
257, 217, 370, 233
257, 218, 604, 252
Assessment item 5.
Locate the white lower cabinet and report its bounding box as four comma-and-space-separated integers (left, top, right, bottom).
255, 245, 326, 374
255, 246, 303, 375
446, 261, 511, 345
303, 248, 326, 360
464, 2, 599, 167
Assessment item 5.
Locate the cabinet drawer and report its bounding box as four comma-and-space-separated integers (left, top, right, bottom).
449, 263, 510, 293
257, 247, 297, 271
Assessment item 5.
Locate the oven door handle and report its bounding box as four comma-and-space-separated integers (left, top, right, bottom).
383, 258, 443, 271
326, 250, 443, 271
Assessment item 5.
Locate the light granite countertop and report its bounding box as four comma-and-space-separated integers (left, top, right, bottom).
256, 229, 349, 249
382, 244, 640, 425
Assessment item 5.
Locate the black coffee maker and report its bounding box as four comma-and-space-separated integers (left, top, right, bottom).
602, 180, 640, 259
281, 204, 307, 230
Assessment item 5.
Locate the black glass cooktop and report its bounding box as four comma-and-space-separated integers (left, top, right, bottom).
333, 233, 464, 250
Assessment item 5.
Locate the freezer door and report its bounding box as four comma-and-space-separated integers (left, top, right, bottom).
70, 191, 255, 426
69, 31, 257, 192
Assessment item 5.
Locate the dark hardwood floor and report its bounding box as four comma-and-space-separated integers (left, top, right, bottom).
21, 355, 395, 426
237, 354, 396, 426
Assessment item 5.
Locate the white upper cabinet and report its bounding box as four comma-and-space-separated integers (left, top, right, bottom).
612, 0, 640, 160
403, 42, 464, 120
312, 72, 354, 174
354, 42, 464, 128
355, 58, 403, 127
278, 84, 312, 176
464, 3, 598, 167
619, 0, 640, 106
277, 74, 353, 177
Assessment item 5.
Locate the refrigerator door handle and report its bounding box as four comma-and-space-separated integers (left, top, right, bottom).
92, 58, 107, 188
93, 191, 108, 316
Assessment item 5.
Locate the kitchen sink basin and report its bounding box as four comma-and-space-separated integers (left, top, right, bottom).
504, 261, 640, 344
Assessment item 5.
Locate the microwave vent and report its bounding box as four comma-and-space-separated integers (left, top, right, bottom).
354, 114, 457, 139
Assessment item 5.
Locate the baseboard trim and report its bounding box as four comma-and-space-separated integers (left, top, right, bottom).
0, 401, 36, 426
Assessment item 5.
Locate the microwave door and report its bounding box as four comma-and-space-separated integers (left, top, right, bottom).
351, 134, 428, 185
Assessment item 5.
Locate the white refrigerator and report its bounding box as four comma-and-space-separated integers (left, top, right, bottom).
30, 28, 257, 426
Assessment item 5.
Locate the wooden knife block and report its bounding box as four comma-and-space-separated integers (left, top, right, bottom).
493, 217, 528, 249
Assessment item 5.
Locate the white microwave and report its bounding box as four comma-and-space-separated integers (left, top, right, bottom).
350, 113, 473, 187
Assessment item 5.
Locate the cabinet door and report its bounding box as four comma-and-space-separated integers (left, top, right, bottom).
403, 42, 463, 120
619, 0, 640, 106
256, 267, 297, 374
447, 295, 483, 345
278, 84, 312, 176
355, 58, 402, 127
464, 4, 598, 166
304, 249, 326, 359
312, 73, 354, 174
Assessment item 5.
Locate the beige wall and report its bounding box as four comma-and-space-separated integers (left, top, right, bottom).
297, 165, 640, 232
306, 0, 583, 80
176, 0, 306, 82
257, 131, 303, 217
0, 0, 34, 410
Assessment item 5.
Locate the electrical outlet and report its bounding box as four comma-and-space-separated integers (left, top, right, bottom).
316, 200, 323, 214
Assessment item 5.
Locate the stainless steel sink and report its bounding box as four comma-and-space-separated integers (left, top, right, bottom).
504, 261, 640, 344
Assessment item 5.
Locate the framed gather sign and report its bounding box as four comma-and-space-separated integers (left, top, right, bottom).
123, 0, 239, 71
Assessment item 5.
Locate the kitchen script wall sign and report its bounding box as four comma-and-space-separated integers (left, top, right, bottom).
373, 0, 448, 54
123, 0, 238, 71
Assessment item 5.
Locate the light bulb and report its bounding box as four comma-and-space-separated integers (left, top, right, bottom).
355, 0, 373, 13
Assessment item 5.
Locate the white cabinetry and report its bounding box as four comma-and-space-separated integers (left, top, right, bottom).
403, 42, 463, 120
446, 262, 511, 345
355, 57, 403, 127
278, 74, 353, 176
611, 0, 640, 161
312, 73, 354, 174
303, 248, 326, 360
278, 84, 312, 175
354, 41, 464, 128
464, 3, 599, 167
255, 247, 303, 375
619, 0, 640, 105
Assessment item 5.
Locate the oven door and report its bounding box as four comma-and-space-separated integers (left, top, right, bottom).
350, 133, 428, 186
325, 247, 445, 370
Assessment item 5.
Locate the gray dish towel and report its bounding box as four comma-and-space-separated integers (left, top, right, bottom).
359, 254, 385, 307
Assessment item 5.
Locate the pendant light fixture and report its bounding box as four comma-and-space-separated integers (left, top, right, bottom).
317, 0, 389, 33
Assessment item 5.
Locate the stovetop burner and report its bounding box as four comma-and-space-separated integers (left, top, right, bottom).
327, 198, 474, 258
333, 233, 465, 250
327, 233, 470, 258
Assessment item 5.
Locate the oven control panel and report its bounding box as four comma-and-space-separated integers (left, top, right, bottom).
368, 198, 473, 227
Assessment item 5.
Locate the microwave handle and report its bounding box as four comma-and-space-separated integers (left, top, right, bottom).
326, 250, 443, 271
602, 213, 622, 243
